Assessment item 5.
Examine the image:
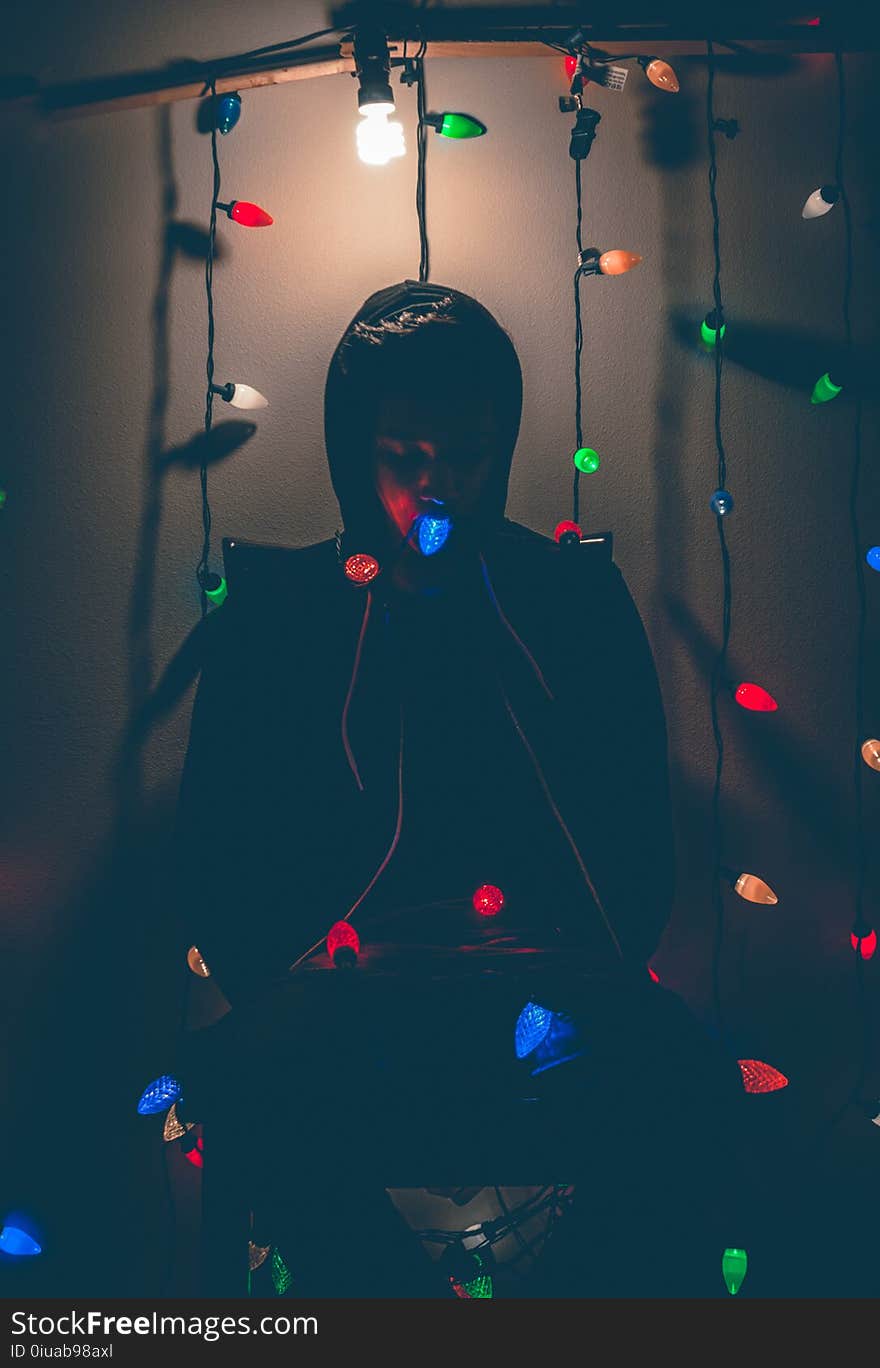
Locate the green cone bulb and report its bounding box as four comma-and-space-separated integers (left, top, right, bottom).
203, 574, 228, 607
271, 1249, 293, 1296
722, 1247, 748, 1295
701, 314, 726, 347
573, 447, 600, 474
811, 372, 843, 404
438, 112, 486, 139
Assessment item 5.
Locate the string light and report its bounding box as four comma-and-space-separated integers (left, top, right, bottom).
734, 681, 779, 712
162, 1103, 193, 1142
416, 513, 452, 556
208, 381, 268, 410
710, 489, 734, 516
554, 519, 582, 546
136, 1075, 182, 1116
214, 91, 242, 134
850, 926, 877, 961
213, 199, 273, 228
271, 1249, 293, 1295
344, 553, 380, 585
638, 57, 680, 93
722, 1247, 748, 1295
700, 310, 726, 348
327, 920, 360, 967
861, 739, 880, 771
249, 1241, 271, 1272
183, 1135, 204, 1169
472, 884, 504, 916
577, 248, 642, 277
802, 185, 840, 219
354, 26, 405, 166
721, 867, 779, 905
197, 571, 227, 607
810, 370, 843, 404
421, 112, 486, 139
865, 546, 880, 572
0, 1226, 41, 1257
514, 1002, 553, 1059
572, 447, 600, 474
186, 945, 211, 978
739, 1059, 789, 1093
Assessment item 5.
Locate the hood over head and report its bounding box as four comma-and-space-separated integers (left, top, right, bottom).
323, 279, 523, 578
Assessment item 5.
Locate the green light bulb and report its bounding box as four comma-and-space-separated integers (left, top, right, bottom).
722, 1247, 748, 1295
573, 447, 600, 474
0, 488, 6, 509
271, 1249, 293, 1296
701, 312, 726, 347
438, 112, 486, 139
202, 574, 228, 607
811, 371, 843, 404
462, 1271, 494, 1297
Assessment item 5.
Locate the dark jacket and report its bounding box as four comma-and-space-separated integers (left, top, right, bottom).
171, 283, 676, 1008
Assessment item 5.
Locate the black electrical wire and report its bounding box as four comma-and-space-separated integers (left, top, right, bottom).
210, 26, 352, 72
198, 77, 221, 622
572, 159, 585, 527
825, 48, 870, 1134
414, 37, 430, 282
705, 40, 733, 1046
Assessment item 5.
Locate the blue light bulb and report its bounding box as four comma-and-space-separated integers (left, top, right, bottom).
215, 92, 242, 135
137, 1075, 182, 1116
0, 1226, 42, 1256
417, 514, 452, 556
515, 1002, 553, 1059
710, 489, 734, 516
867, 546, 880, 573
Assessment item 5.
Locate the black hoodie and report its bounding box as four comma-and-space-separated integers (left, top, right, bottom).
171, 281, 676, 1008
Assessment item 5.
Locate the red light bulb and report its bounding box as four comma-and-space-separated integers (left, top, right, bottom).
184, 1136, 204, 1168
472, 884, 505, 917
565, 55, 578, 79
851, 928, 877, 961
734, 682, 778, 712
738, 1059, 789, 1094
554, 519, 582, 545
217, 199, 273, 228
648, 966, 660, 983
327, 920, 360, 966
344, 553, 380, 585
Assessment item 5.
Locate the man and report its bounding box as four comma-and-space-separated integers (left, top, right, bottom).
172, 281, 748, 1297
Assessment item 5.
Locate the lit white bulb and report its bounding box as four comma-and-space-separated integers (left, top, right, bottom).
802, 185, 840, 219
357, 106, 406, 166
226, 383, 268, 410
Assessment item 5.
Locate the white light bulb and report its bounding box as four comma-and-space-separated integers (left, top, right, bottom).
802, 185, 839, 219
357, 107, 406, 166
227, 383, 268, 410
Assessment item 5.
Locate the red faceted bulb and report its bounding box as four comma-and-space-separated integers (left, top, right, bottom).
472, 884, 505, 917
184, 1137, 204, 1169
851, 928, 877, 961
344, 553, 380, 585
554, 520, 582, 544
327, 920, 360, 964
735, 682, 778, 712
648, 966, 660, 983
565, 55, 578, 78
738, 1059, 789, 1094
230, 200, 273, 228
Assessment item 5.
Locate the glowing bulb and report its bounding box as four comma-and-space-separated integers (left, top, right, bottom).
515, 1002, 553, 1059
423, 112, 486, 139
573, 447, 600, 474
811, 372, 843, 404
0, 1226, 41, 1256
357, 107, 406, 165
722, 1247, 748, 1295
137, 1075, 182, 1116
472, 884, 504, 916
554, 519, 582, 546
700, 311, 726, 347
187, 945, 211, 977
271, 1249, 293, 1295
215, 92, 242, 135
210, 382, 269, 410
738, 1059, 788, 1093
729, 871, 779, 905
862, 739, 880, 772
0, 489, 7, 508
163, 1104, 194, 1142
215, 200, 273, 228
710, 489, 734, 516
416, 514, 452, 556
184, 1136, 204, 1169
327, 920, 360, 966
598, 250, 642, 275
344, 553, 380, 585
851, 928, 877, 961
565, 55, 578, 79
198, 572, 227, 607
735, 682, 778, 712
648, 966, 660, 983
643, 58, 679, 92
866, 547, 880, 573
802, 185, 839, 219
249, 1242, 271, 1272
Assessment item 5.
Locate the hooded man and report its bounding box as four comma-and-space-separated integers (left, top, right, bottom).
170, 282, 753, 1297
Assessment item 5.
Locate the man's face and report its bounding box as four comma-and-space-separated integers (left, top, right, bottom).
372, 389, 500, 542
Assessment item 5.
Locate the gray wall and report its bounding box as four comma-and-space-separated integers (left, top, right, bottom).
2, 2, 878, 1294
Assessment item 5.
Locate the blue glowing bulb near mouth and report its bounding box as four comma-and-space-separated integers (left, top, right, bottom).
416, 514, 452, 556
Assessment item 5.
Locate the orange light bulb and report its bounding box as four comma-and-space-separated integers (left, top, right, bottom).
644, 59, 679, 93
734, 872, 778, 905
861, 739, 880, 773
598, 250, 642, 276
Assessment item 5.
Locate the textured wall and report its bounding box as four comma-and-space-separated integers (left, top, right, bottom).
2, 2, 878, 1295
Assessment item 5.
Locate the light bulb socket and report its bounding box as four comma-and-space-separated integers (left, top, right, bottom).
209, 382, 235, 403
214, 200, 234, 219
569, 106, 602, 160
577, 247, 601, 275
332, 946, 358, 969
354, 26, 395, 110
820, 184, 841, 206
197, 570, 223, 594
